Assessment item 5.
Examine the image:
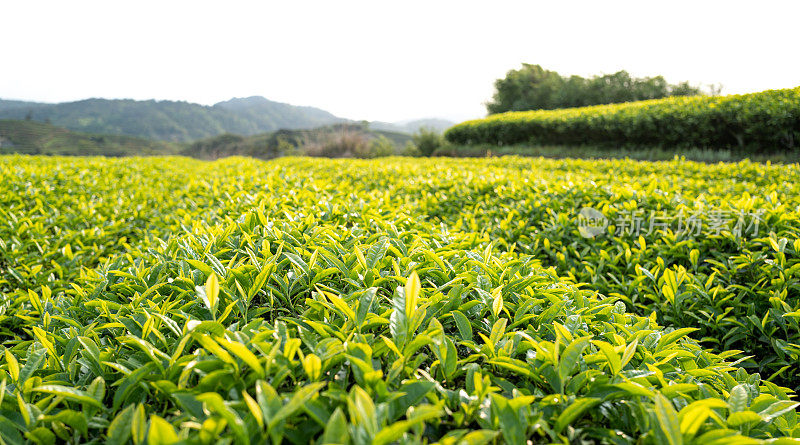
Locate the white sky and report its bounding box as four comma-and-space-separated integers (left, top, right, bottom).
1, 0, 798, 122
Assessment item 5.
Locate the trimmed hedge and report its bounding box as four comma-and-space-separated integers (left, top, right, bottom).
445, 87, 800, 151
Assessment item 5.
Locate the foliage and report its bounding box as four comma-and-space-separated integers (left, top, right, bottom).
183, 124, 411, 160
400, 141, 422, 157
400, 157, 800, 390
1, 155, 799, 443
486, 64, 704, 114
303, 127, 371, 158
411, 127, 444, 157
435, 144, 800, 163
359, 136, 396, 158
447, 87, 800, 152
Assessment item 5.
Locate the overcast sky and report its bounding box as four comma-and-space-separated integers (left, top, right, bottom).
2, 1, 798, 122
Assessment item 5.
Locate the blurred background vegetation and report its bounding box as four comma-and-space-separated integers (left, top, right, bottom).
486, 64, 712, 114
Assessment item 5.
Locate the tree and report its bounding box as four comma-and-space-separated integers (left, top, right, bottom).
412, 127, 443, 157
486, 64, 564, 114
486, 64, 703, 114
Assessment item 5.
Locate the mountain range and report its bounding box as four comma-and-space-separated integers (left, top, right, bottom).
0, 119, 413, 159
0, 96, 454, 142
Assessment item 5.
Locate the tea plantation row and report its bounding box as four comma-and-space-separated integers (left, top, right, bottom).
444, 87, 800, 152
0, 155, 798, 444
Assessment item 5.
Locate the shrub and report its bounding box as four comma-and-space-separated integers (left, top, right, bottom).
401, 140, 421, 157
412, 126, 443, 156
303, 128, 371, 157
446, 87, 800, 152
352, 135, 395, 159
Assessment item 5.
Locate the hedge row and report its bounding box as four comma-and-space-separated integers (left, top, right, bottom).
444, 87, 800, 151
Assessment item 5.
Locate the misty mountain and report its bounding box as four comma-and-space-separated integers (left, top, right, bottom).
0, 97, 347, 142
0, 96, 454, 142
214, 96, 344, 129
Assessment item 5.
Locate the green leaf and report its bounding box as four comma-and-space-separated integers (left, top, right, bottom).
591, 340, 621, 375
5, 350, 19, 382
458, 430, 500, 445
656, 328, 698, 352
40, 410, 88, 437
303, 354, 322, 380
215, 336, 265, 378
373, 406, 442, 445
326, 292, 356, 323
249, 262, 274, 299
197, 392, 247, 443
25, 428, 55, 445
727, 411, 762, 427
491, 289, 503, 317
147, 415, 179, 445
32, 385, 103, 408
242, 390, 263, 430
728, 385, 748, 412
490, 394, 524, 445
758, 400, 800, 422
451, 310, 473, 341
19, 347, 46, 384
268, 382, 326, 430
186, 259, 213, 278
678, 399, 728, 439
131, 404, 147, 445
107, 404, 136, 445
321, 407, 348, 445
558, 336, 590, 384
620, 337, 638, 369
405, 271, 420, 319
554, 397, 601, 433
365, 239, 388, 270
654, 394, 681, 445
205, 273, 220, 313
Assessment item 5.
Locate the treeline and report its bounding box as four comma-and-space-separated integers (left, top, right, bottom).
486, 64, 705, 114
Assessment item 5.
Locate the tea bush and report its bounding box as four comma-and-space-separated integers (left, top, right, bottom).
1, 155, 799, 444
444, 87, 800, 152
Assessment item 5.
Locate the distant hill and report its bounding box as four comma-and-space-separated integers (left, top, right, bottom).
0, 97, 347, 142
0, 119, 179, 156
0, 96, 455, 142
214, 96, 344, 130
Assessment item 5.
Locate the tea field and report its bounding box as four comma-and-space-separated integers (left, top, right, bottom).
1, 155, 799, 444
